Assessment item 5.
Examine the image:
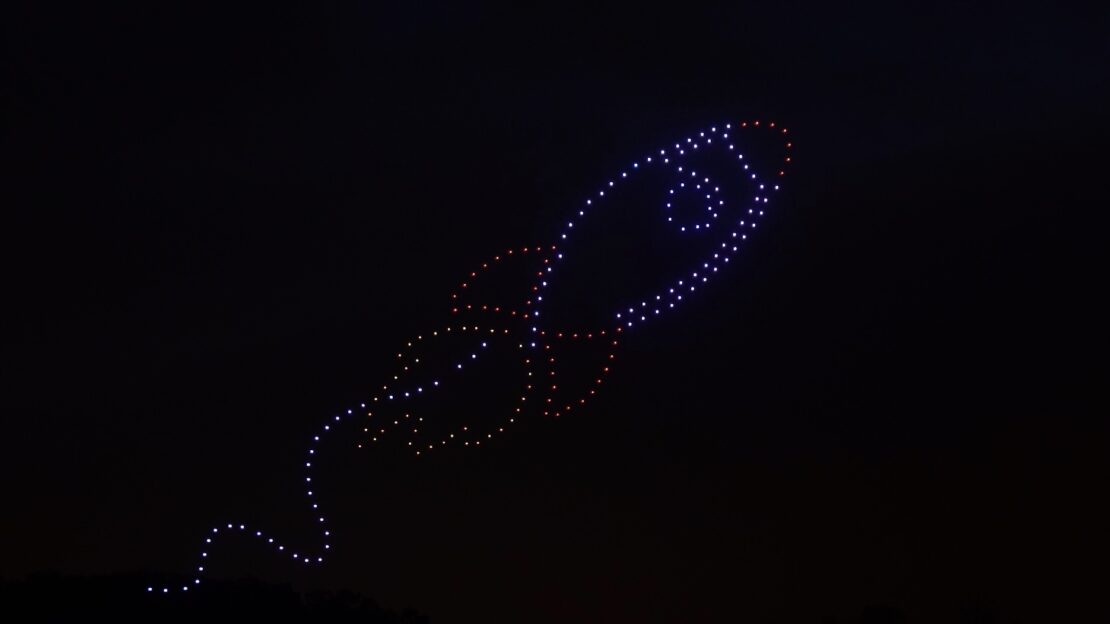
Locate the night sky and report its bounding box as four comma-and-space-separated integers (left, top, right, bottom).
4, 2, 1108, 622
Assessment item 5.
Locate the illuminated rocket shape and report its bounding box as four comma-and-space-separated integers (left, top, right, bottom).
150, 120, 792, 594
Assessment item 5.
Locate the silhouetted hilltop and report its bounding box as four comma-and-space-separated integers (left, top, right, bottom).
1, 573, 1016, 622
0, 573, 428, 623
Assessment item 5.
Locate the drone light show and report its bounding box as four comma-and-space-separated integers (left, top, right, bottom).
150, 120, 792, 594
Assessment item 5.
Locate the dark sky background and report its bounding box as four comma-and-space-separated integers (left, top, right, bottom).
3, 2, 1108, 622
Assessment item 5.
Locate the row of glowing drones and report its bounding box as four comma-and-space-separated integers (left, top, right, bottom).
149, 119, 791, 593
